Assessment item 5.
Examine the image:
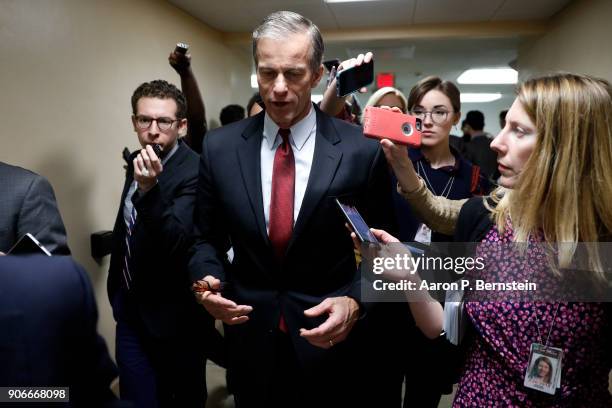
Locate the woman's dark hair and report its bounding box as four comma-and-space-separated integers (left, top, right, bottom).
407, 76, 460, 113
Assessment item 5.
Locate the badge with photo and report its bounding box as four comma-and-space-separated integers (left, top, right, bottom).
524, 343, 563, 395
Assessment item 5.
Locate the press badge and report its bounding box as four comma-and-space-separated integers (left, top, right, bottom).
414, 223, 432, 244
523, 343, 563, 395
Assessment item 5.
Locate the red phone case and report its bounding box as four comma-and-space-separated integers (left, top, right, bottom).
362, 106, 422, 147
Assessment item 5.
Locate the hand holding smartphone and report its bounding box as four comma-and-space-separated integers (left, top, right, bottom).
362, 106, 422, 147
335, 199, 379, 243
336, 58, 374, 97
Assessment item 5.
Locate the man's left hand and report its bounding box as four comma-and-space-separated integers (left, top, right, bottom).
299, 296, 359, 349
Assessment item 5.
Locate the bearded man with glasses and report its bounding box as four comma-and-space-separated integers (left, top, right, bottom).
107, 79, 216, 407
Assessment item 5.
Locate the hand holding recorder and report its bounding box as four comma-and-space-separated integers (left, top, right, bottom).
133, 144, 164, 193
168, 42, 191, 75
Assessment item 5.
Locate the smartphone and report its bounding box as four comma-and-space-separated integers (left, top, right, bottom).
362, 106, 422, 147
7, 233, 52, 256
323, 58, 340, 73
175, 42, 189, 54
336, 60, 374, 97
335, 199, 379, 243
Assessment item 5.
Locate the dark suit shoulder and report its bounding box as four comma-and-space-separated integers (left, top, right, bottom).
0, 256, 86, 300
205, 115, 260, 150
0, 161, 46, 192
327, 115, 380, 151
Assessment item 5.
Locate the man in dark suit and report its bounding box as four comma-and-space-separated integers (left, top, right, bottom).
189, 11, 393, 407
108, 80, 213, 407
0, 255, 121, 407
0, 161, 70, 255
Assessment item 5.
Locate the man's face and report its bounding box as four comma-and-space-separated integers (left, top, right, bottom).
132, 97, 186, 151
256, 32, 323, 129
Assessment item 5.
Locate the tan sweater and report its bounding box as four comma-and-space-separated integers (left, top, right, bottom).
397, 177, 467, 236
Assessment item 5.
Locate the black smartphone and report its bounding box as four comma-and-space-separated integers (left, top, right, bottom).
335, 199, 379, 243
152, 143, 166, 160
323, 58, 340, 73
7, 233, 52, 256
175, 42, 189, 54
336, 60, 374, 97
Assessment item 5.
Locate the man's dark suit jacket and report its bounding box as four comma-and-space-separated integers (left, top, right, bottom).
0, 256, 119, 407
189, 106, 394, 380
0, 161, 70, 254
108, 141, 212, 339
464, 135, 499, 180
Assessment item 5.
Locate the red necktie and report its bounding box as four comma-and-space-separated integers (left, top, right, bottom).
268, 128, 294, 333
268, 128, 295, 260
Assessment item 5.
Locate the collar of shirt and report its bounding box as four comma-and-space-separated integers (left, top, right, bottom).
161, 141, 180, 165
409, 146, 463, 174
262, 103, 316, 151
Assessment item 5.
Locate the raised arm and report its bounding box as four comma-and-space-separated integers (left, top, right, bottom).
169, 48, 206, 153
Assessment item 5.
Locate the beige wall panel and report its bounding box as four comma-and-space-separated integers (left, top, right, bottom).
518, 0, 612, 82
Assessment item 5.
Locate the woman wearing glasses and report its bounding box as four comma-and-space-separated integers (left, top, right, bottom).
368, 73, 612, 407
391, 76, 491, 245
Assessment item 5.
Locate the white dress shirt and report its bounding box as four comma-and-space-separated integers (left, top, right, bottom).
261, 104, 317, 233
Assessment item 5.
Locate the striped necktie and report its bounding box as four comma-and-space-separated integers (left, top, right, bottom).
122, 205, 136, 290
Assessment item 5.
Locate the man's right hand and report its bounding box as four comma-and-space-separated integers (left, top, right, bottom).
193, 275, 253, 325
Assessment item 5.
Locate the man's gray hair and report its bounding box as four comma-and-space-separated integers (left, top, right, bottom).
252, 11, 324, 73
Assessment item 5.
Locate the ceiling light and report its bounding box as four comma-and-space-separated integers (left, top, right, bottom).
460, 93, 502, 103
457, 68, 517, 84
251, 74, 258, 89
324, 0, 383, 3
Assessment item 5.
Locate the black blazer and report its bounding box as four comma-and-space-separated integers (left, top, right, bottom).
0, 256, 120, 407
108, 141, 211, 338
189, 106, 395, 370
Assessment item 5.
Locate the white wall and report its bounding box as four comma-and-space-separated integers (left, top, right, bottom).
0, 0, 252, 357
518, 0, 612, 82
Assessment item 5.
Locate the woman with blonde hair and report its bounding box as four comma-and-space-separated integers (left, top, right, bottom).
368, 73, 612, 406
364, 86, 408, 113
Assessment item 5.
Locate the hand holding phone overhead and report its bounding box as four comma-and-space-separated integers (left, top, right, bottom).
336, 52, 374, 97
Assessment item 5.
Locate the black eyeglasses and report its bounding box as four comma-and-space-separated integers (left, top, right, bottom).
134, 116, 180, 131
410, 109, 453, 125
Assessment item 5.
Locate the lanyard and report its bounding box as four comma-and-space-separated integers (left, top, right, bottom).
417, 161, 455, 198
532, 303, 561, 348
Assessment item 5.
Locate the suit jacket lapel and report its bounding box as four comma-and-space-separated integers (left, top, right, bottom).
236, 114, 269, 245
289, 107, 342, 251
